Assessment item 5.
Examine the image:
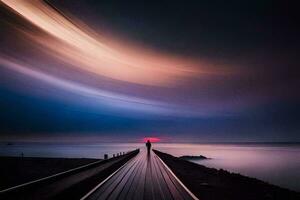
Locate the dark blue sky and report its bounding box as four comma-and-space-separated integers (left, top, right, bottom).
0, 0, 299, 142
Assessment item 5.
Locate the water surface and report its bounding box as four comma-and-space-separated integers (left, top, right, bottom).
1, 142, 299, 191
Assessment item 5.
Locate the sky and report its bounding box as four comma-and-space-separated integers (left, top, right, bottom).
0, 0, 299, 142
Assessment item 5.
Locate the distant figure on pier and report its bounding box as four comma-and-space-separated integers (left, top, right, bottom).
146, 140, 152, 154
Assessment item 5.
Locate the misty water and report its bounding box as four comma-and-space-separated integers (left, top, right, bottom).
1, 142, 299, 191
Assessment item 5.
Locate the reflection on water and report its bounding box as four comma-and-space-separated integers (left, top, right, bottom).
1, 142, 300, 191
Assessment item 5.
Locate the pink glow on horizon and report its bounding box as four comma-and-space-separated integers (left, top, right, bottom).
143, 137, 161, 143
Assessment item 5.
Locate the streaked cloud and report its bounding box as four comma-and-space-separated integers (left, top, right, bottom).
0, 57, 170, 113
1, 0, 209, 86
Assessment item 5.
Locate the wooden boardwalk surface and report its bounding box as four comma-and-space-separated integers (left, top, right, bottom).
82, 149, 197, 200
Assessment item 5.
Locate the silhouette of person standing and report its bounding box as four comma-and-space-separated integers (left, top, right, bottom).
146, 140, 151, 154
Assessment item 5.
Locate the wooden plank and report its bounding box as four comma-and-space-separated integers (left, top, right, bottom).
106, 158, 140, 199
124, 153, 146, 200
144, 153, 155, 200
151, 153, 173, 200
86, 157, 138, 200
132, 153, 147, 200
117, 154, 144, 200
153, 153, 183, 200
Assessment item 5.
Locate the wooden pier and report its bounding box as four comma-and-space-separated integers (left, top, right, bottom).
82, 149, 198, 200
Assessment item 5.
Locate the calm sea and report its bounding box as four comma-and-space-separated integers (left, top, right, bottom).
1, 142, 299, 191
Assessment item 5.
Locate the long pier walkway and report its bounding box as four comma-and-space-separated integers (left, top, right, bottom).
82, 149, 197, 200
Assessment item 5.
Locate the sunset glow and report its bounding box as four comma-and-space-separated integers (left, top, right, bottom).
143, 137, 161, 143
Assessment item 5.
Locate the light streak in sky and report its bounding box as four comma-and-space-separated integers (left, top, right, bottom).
0, 57, 171, 113
1, 0, 203, 86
